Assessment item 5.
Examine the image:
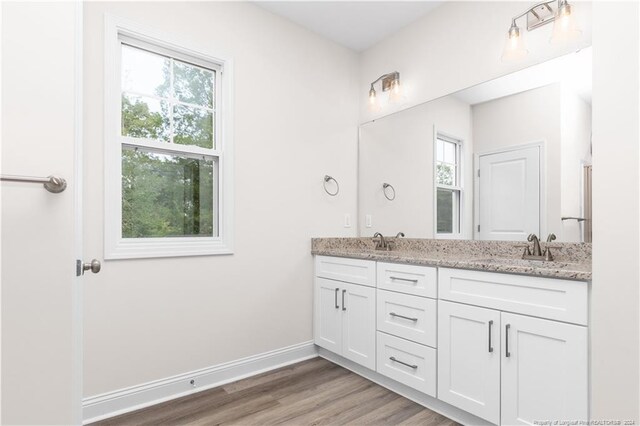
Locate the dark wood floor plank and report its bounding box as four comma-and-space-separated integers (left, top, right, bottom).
223, 357, 328, 394
90, 357, 459, 426
280, 380, 394, 426
230, 371, 374, 425
308, 385, 401, 426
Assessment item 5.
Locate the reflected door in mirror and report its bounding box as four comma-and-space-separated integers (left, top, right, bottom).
478, 146, 540, 241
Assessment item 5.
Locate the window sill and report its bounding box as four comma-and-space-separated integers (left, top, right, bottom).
105, 237, 233, 260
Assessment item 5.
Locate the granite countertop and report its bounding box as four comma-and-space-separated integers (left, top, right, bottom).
311, 238, 592, 281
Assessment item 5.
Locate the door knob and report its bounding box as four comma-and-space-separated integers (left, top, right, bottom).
82, 259, 101, 274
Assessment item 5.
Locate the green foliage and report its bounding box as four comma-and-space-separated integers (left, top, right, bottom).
436, 189, 454, 234
120, 58, 216, 238
122, 150, 214, 238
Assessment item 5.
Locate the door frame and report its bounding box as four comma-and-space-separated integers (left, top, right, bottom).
473, 140, 546, 240
72, 0, 84, 423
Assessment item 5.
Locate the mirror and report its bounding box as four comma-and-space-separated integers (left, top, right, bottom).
358, 47, 592, 242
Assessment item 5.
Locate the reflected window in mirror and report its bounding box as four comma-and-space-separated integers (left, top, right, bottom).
436, 134, 462, 238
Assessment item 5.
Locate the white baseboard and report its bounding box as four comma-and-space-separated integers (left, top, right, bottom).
318, 348, 494, 426
83, 341, 318, 424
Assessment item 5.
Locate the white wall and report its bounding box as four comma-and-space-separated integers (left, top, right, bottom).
591, 1, 639, 421
359, 1, 592, 123
359, 96, 472, 238
1, 2, 81, 423
472, 84, 562, 239
83, 2, 359, 397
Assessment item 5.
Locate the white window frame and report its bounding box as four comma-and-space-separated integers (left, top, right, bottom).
434, 131, 463, 239
104, 15, 234, 259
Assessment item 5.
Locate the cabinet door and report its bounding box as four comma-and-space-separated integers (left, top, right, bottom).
501, 313, 588, 425
314, 278, 342, 354
438, 301, 501, 424
341, 282, 376, 370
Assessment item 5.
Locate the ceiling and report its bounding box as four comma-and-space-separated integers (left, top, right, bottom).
254, 1, 443, 51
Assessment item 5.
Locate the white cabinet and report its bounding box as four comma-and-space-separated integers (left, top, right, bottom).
341, 282, 376, 369
438, 299, 588, 425
314, 258, 376, 370
376, 331, 437, 397
501, 313, 588, 425
313, 255, 589, 426
438, 267, 588, 325
438, 300, 501, 424
377, 262, 437, 298
314, 277, 343, 354
377, 289, 437, 347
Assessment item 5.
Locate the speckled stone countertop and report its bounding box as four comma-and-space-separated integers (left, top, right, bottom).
311, 238, 592, 281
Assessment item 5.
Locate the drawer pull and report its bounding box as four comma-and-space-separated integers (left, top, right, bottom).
488, 320, 494, 353
389, 356, 418, 369
389, 276, 419, 283
389, 312, 418, 322
342, 289, 346, 311
334, 288, 339, 309
505, 324, 511, 357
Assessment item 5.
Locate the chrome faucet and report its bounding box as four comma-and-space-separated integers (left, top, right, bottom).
373, 232, 390, 251
396, 232, 405, 238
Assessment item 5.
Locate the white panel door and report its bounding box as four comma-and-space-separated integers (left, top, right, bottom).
438, 301, 501, 424
342, 282, 376, 370
478, 146, 540, 241
314, 278, 343, 354
1, 2, 83, 424
501, 313, 588, 425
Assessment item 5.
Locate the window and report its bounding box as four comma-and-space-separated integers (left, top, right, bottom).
105, 18, 233, 259
435, 134, 462, 237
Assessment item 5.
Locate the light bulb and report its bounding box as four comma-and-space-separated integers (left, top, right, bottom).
368, 87, 376, 105
501, 23, 528, 62
388, 78, 403, 103
550, 1, 581, 44
368, 87, 381, 112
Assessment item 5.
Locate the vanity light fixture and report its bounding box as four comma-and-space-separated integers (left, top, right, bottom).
368, 71, 401, 112
501, 0, 581, 62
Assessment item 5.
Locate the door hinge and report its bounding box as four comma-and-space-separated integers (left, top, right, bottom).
477, 169, 480, 177
477, 225, 481, 232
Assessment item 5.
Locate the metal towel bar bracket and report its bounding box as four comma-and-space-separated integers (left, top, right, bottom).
382, 183, 396, 201
1, 174, 67, 193
323, 175, 339, 196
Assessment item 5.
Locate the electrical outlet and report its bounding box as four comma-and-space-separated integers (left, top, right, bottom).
365, 214, 373, 228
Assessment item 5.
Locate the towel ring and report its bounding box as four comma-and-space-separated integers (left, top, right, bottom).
383, 183, 396, 201
323, 175, 339, 196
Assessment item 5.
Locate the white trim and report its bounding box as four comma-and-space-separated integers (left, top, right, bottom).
473, 140, 546, 240
318, 348, 495, 426
103, 14, 234, 259
72, 1, 84, 424
83, 341, 318, 424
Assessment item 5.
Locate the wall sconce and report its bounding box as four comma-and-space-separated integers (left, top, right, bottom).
368, 71, 402, 112
502, 0, 581, 62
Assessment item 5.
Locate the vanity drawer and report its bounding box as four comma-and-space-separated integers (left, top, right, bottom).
438, 268, 588, 325
315, 256, 376, 287
377, 290, 436, 347
376, 332, 436, 397
377, 262, 437, 298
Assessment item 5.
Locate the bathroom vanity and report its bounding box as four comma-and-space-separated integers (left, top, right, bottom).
312, 238, 591, 426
